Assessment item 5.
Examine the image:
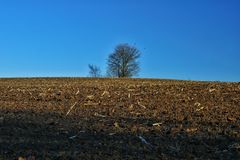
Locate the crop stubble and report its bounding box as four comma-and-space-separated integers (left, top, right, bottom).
0, 78, 239, 159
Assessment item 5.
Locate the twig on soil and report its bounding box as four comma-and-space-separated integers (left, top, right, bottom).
75, 89, 80, 95
101, 90, 110, 97
66, 102, 77, 116
194, 102, 201, 107
109, 133, 116, 136
138, 135, 154, 149
196, 106, 204, 112
87, 95, 94, 100
186, 127, 198, 133
137, 102, 146, 109
84, 102, 99, 106
69, 135, 77, 139
28, 91, 37, 100
94, 112, 106, 118
69, 130, 85, 139
209, 88, 216, 92
152, 122, 162, 127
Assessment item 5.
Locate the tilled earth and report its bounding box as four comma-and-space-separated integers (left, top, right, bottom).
0, 78, 239, 159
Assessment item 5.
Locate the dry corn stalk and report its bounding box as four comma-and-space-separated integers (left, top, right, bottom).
66, 102, 77, 116
75, 89, 80, 95
138, 102, 146, 109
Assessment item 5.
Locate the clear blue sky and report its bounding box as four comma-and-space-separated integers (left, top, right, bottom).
0, 0, 239, 81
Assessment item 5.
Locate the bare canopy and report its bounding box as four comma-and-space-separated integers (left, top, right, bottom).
107, 44, 141, 77
88, 64, 101, 77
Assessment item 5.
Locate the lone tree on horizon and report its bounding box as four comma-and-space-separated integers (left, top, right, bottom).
88, 64, 101, 77
107, 43, 141, 78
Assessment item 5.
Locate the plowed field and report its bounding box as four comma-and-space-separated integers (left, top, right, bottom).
0, 78, 239, 159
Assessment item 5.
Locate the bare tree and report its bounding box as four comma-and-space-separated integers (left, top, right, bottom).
107, 43, 141, 77
88, 64, 101, 77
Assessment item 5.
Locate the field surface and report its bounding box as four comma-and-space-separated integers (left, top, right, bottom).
0, 78, 239, 159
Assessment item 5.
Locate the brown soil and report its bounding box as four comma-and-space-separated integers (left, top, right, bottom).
0, 78, 239, 160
